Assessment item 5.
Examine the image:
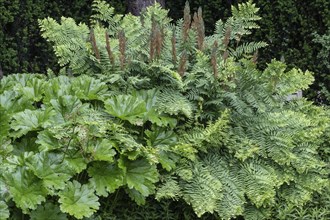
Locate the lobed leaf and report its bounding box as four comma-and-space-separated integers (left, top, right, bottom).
30, 202, 68, 220
88, 161, 124, 196
105, 94, 147, 125
119, 157, 159, 201
27, 152, 74, 190
4, 167, 47, 213
58, 180, 100, 219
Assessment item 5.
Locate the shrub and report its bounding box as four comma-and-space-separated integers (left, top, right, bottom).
0, 1, 329, 219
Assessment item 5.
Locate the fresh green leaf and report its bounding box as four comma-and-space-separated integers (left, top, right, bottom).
0, 179, 10, 203
58, 180, 100, 219
145, 127, 178, 171
10, 109, 55, 138
64, 152, 88, 174
87, 162, 124, 196
11, 136, 39, 154
27, 152, 73, 190
36, 130, 62, 151
0, 107, 10, 141
4, 167, 47, 213
49, 95, 83, 118
0, 201, 10, 220
104, 94, 146, 125
30, 202, 68, 220
72, 75, 108, 100
119, 157, 159, 198
0, 90, 33, 114
87, 139, 116, 162
19, 77, 45, 102
155, 90, 193, 118
43, 76, 73, 103
126, 188, 147, 205
145, 127, 177, 147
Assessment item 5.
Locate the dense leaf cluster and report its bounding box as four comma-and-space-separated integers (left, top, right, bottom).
1, 1, 329, 219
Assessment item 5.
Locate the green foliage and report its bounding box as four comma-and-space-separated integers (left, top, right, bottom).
58, 180, 100, 219
0, 201, 10, 220
30, 202, 68, 220
0, 72, 182, 219
1, 1, 329, 219
313, 28, 330, 104
4, 167, 48, 213
88, 162, 124, 196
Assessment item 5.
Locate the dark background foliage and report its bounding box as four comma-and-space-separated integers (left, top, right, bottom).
0, 0, 125, 74
1, 0, 329, 102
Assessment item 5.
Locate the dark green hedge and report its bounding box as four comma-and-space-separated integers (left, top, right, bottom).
252, 0, 330, 103
1, 0, 329, 102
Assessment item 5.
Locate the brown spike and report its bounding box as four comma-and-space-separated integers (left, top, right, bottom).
196, 7, 205, 50
252, 49, 258, 64
171, 30, 177, 64
118, 30, 126, 70
90, 28, 100, 61
183, 1, 191, 43
223, 50, 229, 62
149, 17, 156, 61
223, 27, 231, 48
192, 12, 198, 29
178, 50, 187, 76
211, 41, 218, 77
105, 31, 115, 66
155, 26, 163, 58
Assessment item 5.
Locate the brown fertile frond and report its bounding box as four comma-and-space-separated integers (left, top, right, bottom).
183, 1, 191, 43
90, 28, 100, 61
178, 50, 187, 76
194, 7, 205, 50
211, 41, 218, 77
149, 15, 163, 61
252, 49, 258, 64
223, 50, 229, 62
105, 31, 115, 66
223, 27, 231, 48
118, 30, 126, 70
150, 17, 157, 61
192, 12, 198, 28
155, 26, 163, 58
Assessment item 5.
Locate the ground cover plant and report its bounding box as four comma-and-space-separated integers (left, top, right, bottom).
0, 1, 329, 219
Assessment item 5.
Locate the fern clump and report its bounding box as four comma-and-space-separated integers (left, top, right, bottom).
0, 0, 329, 219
